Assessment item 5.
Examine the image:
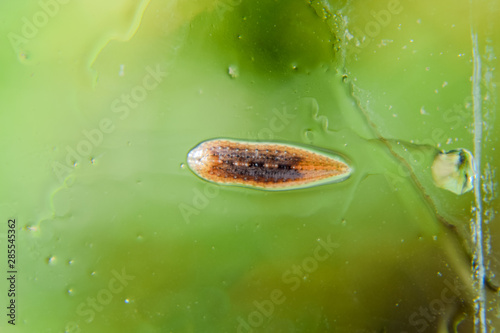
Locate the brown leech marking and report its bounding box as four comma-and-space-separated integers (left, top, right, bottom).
187, 139, 351, 190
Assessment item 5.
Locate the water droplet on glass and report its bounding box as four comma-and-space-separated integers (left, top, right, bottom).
119, 64, 125, 77
47, 256, 57, 265
228, 65, 239, 78
24, 225, 39, 232
18, 51, 30, 63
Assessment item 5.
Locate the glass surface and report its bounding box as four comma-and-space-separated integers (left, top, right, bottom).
0, 1, 498, 332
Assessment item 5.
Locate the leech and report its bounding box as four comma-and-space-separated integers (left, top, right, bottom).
187, 139, 351, 190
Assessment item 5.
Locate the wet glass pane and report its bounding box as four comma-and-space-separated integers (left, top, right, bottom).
0, 1, 498, 332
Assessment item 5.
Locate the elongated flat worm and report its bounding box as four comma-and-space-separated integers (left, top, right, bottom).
187, 139, 351, 190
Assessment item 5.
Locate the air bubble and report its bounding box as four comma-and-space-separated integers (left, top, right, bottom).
431, 149, 474, 195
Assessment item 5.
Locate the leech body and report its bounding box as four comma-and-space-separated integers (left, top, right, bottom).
187, 139, 351, 190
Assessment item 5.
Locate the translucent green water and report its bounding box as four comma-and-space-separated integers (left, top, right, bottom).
0, 0, 498, 332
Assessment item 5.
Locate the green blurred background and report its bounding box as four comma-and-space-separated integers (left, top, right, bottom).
0, 0, 499, 332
